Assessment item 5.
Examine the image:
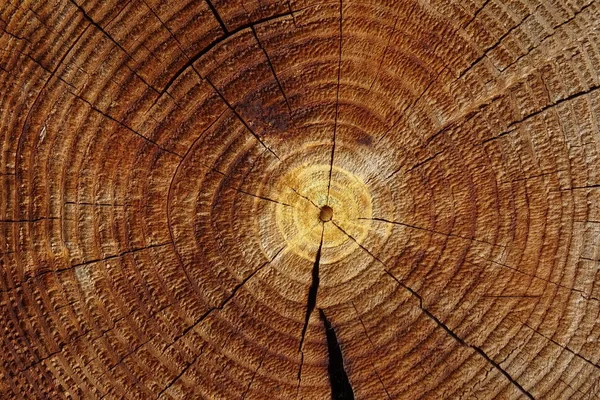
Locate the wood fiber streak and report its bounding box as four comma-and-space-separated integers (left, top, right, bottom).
1, 0, 600, 399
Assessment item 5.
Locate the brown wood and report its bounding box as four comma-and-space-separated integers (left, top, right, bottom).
1, 0, 600, 398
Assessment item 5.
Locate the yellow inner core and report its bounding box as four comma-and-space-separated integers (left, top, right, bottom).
275, 164, 373, 262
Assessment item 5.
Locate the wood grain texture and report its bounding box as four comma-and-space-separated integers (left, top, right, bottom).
1, 0, 600, 399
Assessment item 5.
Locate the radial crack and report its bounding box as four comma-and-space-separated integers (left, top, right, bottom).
72, 93, 183, 158
360, 216, 499, 247
157, 344, 206, 398
367, 15, 398, 93
289, 187, 320, 210
297, 226, 325, 393
456, 3, 543, 81
463, 0, 492, 28
162, 8, 311, 93
498, 1, 595, 73
375, 68, 444, 145
0, 217, 59, 223
0, 242, 173, 294
205, 77, 282, 161
482, 85, 600, 144
473, 256, 599, 302
351, 303, 392, 399
299, 226, 324, 352
242, 352, 266, 399
327, 0, 343, 205
251, 26, 293, 114
72, 242, 173, 268
170, 247, 285, 346
563, 184, 600, 190
68, 0, 161, 94
504, 169, 566, 184
226, 185, 292, 207
205, 0, 229, 34
412, 297, 537, 400
141, 0, 189, 59
516, 319, 600, 372
332, 222, 535, 399
193, 157, 291, 206
331, 221, 387, 266
387, 149, 444, 179
64, 201, 125, 207
320, 309, 354, 400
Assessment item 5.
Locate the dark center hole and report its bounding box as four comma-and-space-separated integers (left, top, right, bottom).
319, 205, 333, 222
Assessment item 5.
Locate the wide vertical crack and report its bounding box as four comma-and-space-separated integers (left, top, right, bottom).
320, 309, 354, 400
299, 226, 324, 351
297, 225, 325, 392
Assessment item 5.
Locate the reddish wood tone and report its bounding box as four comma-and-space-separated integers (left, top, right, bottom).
1, 0, 600, 398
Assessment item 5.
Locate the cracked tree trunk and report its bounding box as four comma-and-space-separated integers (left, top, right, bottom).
1, 0, 600, 399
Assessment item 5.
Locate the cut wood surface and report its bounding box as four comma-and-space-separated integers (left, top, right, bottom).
1, 0, 600, 399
